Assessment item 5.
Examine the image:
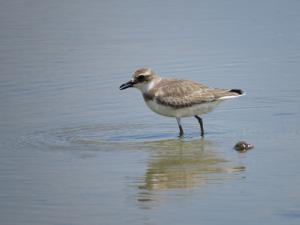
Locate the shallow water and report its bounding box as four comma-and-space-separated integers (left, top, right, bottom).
1, 0, 300, 225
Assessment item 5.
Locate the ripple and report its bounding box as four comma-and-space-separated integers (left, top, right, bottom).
18, 123, 178, 151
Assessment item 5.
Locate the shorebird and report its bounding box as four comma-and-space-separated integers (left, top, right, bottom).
119, 68, 244, 137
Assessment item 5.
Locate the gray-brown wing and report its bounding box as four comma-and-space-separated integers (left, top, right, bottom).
155, 79, 236, 108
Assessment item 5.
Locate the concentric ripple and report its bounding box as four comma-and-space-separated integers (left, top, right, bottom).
18, 123, 179, 151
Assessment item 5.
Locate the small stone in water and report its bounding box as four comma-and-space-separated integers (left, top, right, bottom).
234, 141, 254, 152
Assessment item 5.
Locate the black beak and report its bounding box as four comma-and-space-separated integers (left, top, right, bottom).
119, 80, 134, 90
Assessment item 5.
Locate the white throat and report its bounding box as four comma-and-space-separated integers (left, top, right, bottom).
136, 78, 161, 93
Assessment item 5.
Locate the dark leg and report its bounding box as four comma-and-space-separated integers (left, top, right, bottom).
194, 115, 204, 137
176, 118, 184, 137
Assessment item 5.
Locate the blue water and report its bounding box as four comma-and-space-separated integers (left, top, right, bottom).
1, 0, 300, 224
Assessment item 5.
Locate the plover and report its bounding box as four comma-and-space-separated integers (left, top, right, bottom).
119, 68, 244, 137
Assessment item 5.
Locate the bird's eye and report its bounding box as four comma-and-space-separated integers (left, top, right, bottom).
137, 75, 146, 82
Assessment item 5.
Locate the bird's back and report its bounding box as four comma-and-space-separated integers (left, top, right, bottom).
145, 78, 242, 109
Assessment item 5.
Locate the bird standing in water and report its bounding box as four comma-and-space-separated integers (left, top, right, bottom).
120, 68, 244, 137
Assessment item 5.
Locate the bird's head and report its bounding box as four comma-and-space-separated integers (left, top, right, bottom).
119, 68, 159, 92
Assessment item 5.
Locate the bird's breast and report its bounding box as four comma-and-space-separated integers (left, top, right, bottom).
144, 97, 222, 118
144, 99, 177, 117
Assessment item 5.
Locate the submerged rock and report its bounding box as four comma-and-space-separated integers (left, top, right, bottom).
234, 141, 254, 152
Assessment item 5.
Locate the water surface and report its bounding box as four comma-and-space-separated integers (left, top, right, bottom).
1, 0, 300, 225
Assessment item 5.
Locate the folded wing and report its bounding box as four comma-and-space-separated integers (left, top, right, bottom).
155, 79, 242, 109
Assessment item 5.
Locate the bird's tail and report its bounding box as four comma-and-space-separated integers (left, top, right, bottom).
229, 89, 244, 95
218, 89, 245, 100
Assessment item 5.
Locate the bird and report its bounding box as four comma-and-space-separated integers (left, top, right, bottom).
119, 68, 244, 137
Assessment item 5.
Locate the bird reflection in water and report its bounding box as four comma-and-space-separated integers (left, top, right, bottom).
135, 138, 245, 203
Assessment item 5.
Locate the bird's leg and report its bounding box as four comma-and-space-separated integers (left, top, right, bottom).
194, 115, 204, 137
176, 117, 184, 137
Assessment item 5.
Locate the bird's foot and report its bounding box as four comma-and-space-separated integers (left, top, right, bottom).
178, 132, 184, 138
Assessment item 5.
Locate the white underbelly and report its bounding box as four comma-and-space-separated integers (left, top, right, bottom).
145, 100, 222, 118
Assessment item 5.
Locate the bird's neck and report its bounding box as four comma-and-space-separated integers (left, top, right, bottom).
141, 77, 162, 94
